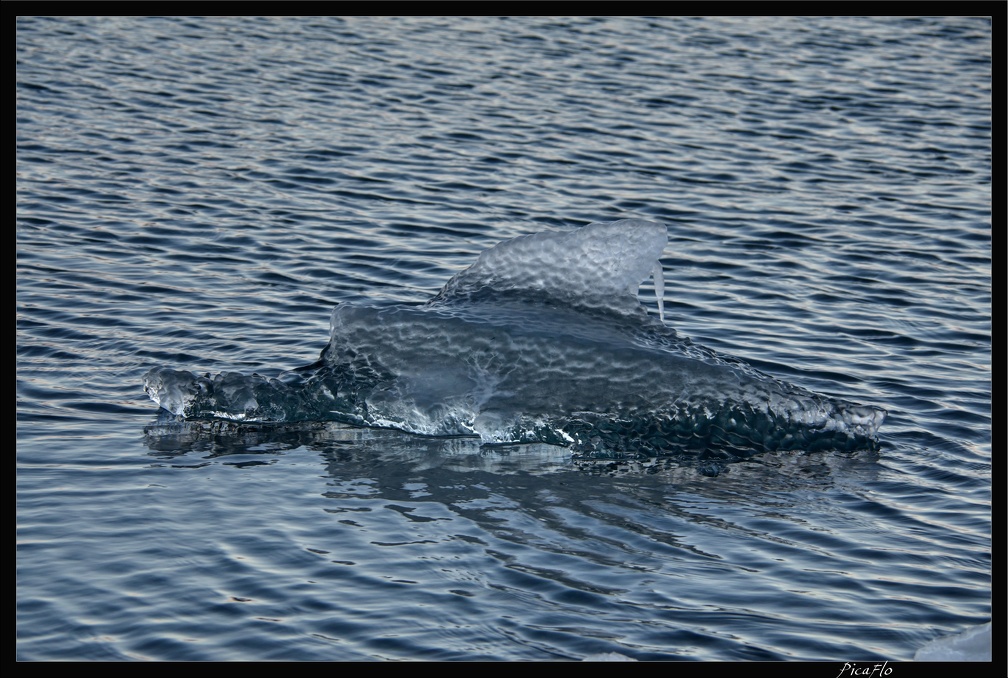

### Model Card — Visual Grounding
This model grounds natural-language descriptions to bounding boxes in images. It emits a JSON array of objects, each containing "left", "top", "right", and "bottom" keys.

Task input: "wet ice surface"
[
  {"left": 144, "top": 220, "right": 887, "bottom": 460},
  {"left": 914, "top": 622, "right": 992, "bottom": 662}
]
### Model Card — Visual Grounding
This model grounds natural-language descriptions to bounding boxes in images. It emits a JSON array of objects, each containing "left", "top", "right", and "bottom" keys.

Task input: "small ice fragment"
[{"left": 914, "top": 622, "right": 992, "bottom": 661}]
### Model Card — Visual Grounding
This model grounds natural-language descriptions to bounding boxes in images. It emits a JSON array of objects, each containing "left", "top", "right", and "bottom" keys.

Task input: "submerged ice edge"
[
  {"left": 143, "top": 219, "right": 887, "bottom": 457},
  {"left": 142, "top": 361, "right": 886, "bottom": 457}
]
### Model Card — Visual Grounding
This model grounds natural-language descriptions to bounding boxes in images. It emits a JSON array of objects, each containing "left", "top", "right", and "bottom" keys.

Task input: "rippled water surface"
[{"left": 17, "top": 16, "right": 990, "bottom": 661}]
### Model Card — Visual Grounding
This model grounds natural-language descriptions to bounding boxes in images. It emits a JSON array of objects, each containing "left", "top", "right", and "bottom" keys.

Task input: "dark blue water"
[{"left": 17, "top": 16, "right": 990, "bottom": 661}]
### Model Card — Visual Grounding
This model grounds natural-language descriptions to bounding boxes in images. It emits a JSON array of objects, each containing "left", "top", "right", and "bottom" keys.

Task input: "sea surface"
[{"left": 16, "top": 16, "right": 991, "bottom": 661}]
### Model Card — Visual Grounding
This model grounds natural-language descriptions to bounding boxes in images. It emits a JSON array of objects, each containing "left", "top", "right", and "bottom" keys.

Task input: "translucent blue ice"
[{"left": 144, "top": 219, "right": 886, "bottom": 457}]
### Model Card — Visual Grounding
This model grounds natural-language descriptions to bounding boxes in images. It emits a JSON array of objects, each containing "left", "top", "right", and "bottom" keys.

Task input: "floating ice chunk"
[
  {"left": 143, "top": 218, "right": 887, "bottom": 457},
  {"left": 914, "top": 622, "right": 992, "bottom": 661}
]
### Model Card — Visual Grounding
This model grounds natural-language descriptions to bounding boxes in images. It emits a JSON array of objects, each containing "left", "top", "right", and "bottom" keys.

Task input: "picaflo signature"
[{"left": 837, "top": 663, "right": 892, "bottom": 678}]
